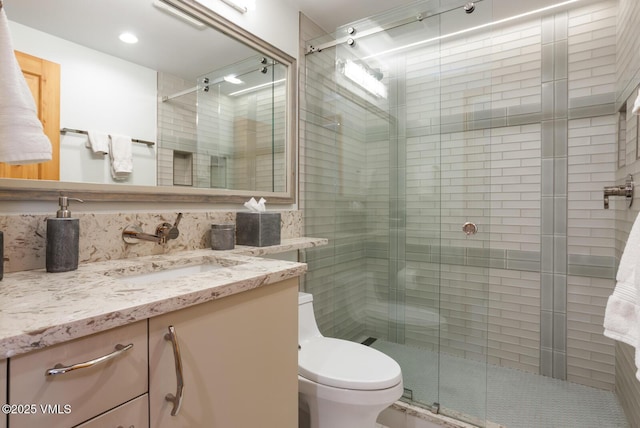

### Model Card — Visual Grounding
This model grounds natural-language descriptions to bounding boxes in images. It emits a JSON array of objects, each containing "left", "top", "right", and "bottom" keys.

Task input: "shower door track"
[{"left": 305, "top": 0, "right": 484, "bottom": 54}]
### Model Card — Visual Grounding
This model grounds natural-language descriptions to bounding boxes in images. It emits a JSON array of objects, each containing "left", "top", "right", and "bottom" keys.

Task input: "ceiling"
[
  {"left": 4, "top": 0, "right": 257, "bottom": 80},
  {"left": 4, "top": 0, "right": 589, "bottom": 80},
  {"left": 291, "top": 0, "right": 415, "bottom": 31},
  {"left": 4, "top": 0, "right": 408, "bottom": 81}
]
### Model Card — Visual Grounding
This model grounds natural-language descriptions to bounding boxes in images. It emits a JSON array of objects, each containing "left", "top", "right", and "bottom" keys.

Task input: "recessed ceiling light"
[{"left": 119, "top": 32, "right": 139, "bottom": 44}]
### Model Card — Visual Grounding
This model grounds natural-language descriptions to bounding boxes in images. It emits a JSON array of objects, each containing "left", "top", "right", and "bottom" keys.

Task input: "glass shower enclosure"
[{"left": 302, "top": 0, "right": 494, "bottom": 424}]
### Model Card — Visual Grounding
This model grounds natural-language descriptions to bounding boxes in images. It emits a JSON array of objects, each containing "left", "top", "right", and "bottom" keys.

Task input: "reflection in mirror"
[
  {"left": 1, "top": 0, "right": 294, "bottom": 201},
  {"left": 158, "top": 54, "right": 287, "bottom": 192}
]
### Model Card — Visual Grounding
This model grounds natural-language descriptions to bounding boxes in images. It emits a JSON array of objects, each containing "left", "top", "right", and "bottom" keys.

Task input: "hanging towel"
[
  {"left": 86, "top": 130, "right": 109, "bottom": 155},
  {"left": 108, "top": 134, "right": 133, "bottom": 180},
  {"left": 604, "top": 211, "right": 640, "bottom": 379},
  {"left": 0, "top": 7, "right": 52, "bottom": 164}
]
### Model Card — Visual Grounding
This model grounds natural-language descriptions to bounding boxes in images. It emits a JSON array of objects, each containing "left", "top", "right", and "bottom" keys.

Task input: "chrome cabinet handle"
[
  {"left": 44, "top": 343, "right": 133, "bottom": 376},
  {"left": 164, "top": 325, "right": 185, "bottom": 416}
]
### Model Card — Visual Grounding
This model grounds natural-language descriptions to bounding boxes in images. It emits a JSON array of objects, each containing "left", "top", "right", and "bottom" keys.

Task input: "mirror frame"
[{"left": 0, "top": 0, "right": 297, "bottom": 204}]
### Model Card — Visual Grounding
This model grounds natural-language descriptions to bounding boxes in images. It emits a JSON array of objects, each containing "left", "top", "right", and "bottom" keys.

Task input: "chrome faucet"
[
  {"left": 122, "top": 213, "right": 183, "bottom": 244},
  {"left": 603, "top": 175, "right": 634, "bottom": 209}
]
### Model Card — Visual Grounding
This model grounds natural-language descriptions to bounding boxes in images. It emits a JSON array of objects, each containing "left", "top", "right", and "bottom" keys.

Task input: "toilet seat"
[{"left": 298, "top": 337, "right": 402, "bottom": 391}]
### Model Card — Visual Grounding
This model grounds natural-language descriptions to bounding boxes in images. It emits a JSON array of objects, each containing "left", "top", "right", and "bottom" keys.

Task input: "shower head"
[{"left": 464, "top": 2, "right": 475, "bottom": 13}]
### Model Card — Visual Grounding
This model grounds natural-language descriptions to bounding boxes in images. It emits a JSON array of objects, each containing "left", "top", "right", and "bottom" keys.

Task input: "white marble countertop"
[{"left": 0, "top": 237, "right": 327, "bottom": 359}]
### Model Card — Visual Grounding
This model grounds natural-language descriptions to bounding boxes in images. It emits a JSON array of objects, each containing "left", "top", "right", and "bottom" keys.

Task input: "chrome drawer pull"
[
  {"left": 45, "top": 343, "right": 134, "bottom": 376},
  {"left": 164, "top": 325, "right": 185, "bottom": 416}
]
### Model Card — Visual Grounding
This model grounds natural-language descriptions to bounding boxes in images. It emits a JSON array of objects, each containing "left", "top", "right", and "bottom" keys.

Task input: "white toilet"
[{"left": 298, "top": 292, "right": 403, "bottom": 428}]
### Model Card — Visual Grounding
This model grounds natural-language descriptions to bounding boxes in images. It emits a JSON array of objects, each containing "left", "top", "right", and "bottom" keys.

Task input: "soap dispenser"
[{"left": 46, "top": 196, "right": 83, "bottom": 273}]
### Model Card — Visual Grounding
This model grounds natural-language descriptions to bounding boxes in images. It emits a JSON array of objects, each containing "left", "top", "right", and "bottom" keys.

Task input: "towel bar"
[{"left": 60, "top": 128, "right": 155, "bottom": 147}]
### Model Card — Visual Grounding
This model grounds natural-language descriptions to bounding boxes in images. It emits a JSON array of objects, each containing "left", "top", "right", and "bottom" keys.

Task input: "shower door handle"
[{"left": 462, "top": 222, "right": 478, "bottom": 236}]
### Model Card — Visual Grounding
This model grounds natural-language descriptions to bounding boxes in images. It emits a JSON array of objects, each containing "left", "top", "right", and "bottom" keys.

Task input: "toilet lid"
[{"left": 298, "top": 337, "right": 402, "bottom": 390}]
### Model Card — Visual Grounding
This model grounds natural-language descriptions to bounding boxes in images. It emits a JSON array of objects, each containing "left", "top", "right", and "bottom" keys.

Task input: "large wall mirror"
[{"left": 0, "top": 0, "right": 296, "bottom": 203}]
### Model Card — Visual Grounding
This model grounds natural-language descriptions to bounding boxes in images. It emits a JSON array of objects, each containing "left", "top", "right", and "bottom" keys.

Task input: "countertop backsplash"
[{"left": 0, "top": 210, "right": 302, "bottom": 273}]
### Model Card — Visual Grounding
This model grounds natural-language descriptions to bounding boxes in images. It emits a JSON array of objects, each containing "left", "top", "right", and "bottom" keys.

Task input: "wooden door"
[{"left": 0, "top": 51, "right": 60, "bottom": 180}]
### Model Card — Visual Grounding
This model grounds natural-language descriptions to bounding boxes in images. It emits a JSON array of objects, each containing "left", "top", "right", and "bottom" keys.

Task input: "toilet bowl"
[{"left": 298, "top": 292, "right": 403, "bottom": 428}]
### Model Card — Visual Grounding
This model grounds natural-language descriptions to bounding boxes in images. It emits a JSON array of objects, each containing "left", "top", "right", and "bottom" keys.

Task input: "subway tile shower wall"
[{"left": 301, "top": 0, "right": 621, "bottom": 394}]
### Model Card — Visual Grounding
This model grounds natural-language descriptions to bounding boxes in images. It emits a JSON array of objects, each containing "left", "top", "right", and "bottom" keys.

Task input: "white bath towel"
[
  {"left": 86, "top": 130, "right": 109, "bottom": 155},
  {"left": 604, "top": 211, "right": 640, "bottom": 379},
  {"left": 0, "top": 7, "right": 52, "bottom": 164},
  {"left": 632, "top": 89, "right": 640, "bottom": 115},
  {"left": 108, "top": 134, "right": 133, "bottom": 180}
]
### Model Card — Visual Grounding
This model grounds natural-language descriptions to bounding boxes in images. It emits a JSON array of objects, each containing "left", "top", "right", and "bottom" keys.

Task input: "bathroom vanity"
[
  {"left": 0, "top": 238, "right": 325, "bottom": 428},
  {"left": 0, "top": 359, "right": 5, "bottom": 428}
]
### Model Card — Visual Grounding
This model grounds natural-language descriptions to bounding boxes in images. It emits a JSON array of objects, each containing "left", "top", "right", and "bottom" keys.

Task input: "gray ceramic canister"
[{"left": 211, "top": 224, "right": 235, "bottom": 250}]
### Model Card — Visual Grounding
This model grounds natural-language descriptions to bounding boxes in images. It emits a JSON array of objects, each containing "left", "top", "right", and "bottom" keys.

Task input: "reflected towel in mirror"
[
  {"left": 86, "top": 130, "right": 109, "bottom": 155},
  {"left": 0, "top": 7, "right": 52, "bottom": 164},
  {"left": 109, "top": 134, "right": 132, "bottom": 180}
]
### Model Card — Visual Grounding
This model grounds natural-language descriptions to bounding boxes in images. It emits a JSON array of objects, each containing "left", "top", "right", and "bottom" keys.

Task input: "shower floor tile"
[{"left": 371, "top": 340, "right": 628, "bottom": 428}]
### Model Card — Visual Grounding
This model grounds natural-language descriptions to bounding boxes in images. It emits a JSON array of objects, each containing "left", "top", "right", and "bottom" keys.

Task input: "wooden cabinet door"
[
  {"left": 0, "top": 51, "right": 60, "bottom": 180},
  {"left": 149, "top": 279, "right": 298, "bottom": 428}
]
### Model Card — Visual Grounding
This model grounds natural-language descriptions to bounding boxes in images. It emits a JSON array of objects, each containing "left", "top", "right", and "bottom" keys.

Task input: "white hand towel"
[
  {"left": 632, "top": 89, "right": 640, "bottom": 115},
  {"left": 108, "top": 134, "right": 133, "bottom": 180},
  {"left": 86, "top": 130, "right": 109, "bottom": 155},
  {"left": 604, "top": 211, "right": 640, "bottom": 377},
  {"left": 0, "top": 7, "right": 52, "bottom": 164}
]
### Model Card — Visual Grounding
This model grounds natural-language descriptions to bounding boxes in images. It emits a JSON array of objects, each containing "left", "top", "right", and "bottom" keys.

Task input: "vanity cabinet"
[
  {"left": 8, "top": 320, "right": 148, "bottom": 428},
  {"left": 1, "top": 359, "right": 6, "bottom": 428},
  {"left": 75, "top": 394, "right": 148, "bottom": 427},
  {"left": 149, "top": 278, "right": 298, "bottom": 428}
]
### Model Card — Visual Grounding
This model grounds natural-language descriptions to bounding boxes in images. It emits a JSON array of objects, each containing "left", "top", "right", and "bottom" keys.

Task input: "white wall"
[{"left": 8, "top": 21, "right": 158, "bottom": 186}]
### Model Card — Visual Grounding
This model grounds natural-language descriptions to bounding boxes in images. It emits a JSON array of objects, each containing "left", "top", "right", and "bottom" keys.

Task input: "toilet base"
[{"left": 298, "top": 375, "right": 403, "bottom": 428}]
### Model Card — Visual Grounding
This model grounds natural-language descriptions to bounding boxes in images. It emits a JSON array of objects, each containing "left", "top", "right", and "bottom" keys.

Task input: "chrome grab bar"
[
  {"left": 164, "top": 325, "right": 185, "bottom": 416},
  {"left": 45, "top": 343, "right": 133, "bottom": 376}
]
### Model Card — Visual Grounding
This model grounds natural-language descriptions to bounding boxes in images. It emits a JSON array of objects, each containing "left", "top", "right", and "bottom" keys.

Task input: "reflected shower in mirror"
[{"left": 159, "top": 54, "right": 287, "bottom": 192}]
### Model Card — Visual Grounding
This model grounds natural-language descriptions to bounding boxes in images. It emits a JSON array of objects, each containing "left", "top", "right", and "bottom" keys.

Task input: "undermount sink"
[{"left": 120, "top": 262, "right": 223, "bottom": 284}]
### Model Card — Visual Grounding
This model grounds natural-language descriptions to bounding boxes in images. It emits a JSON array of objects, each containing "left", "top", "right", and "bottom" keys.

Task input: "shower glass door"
[{"left": 303, "top": 0, "right": 493, "bottom": 425}]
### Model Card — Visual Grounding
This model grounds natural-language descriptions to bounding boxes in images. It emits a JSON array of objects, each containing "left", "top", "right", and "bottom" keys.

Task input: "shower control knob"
[
  {"left": 347, "top": 38, "right": 356, "bottom": 47},
  {"left": 347, "top": 27, "right": 356, "bottom": 35},
  {"left": 462, "top": 222, "right": 478, "bottom": 236}
]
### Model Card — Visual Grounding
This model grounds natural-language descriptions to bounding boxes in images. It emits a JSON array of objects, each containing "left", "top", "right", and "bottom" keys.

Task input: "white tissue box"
[{"left": 235, "top": 212, "right": 281, "bottom": 247}]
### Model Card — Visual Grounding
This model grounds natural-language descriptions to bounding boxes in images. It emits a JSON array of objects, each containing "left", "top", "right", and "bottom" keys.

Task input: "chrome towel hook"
[{"left": 603, "top": 174, "right": 634, "bottom": 209}]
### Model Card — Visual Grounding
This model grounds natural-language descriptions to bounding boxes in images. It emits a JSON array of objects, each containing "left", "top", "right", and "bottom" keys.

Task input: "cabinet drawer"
[
  {"left": 76, "top": 394, "right": 148, "bottom": 428},
  {"left": 9, "top": 320, "right": 148, "bottom": 428}
]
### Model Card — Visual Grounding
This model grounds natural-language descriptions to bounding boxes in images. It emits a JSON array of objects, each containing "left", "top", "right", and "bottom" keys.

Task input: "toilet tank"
[{"left": 298, "top": 292, "right": 322, "bottom": 343}]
